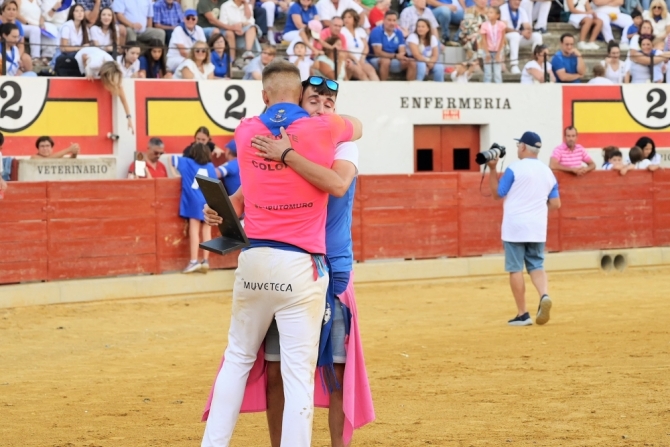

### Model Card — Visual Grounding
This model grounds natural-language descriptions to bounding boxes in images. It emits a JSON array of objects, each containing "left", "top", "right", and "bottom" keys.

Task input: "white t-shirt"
[
  {"left": 600, "top": 59, "right": 627, "bottom": 84},
  {"left": 335, "top": 141, "right": 359, "bottom": 173},
  {"left": 340, "top": 27, "right": 367, "bottom": 61},
  {"left": 21, "top": 0, "right": 43, "bottom": 27},
  {"left": 90, "top": 25, "right": 120, "bottom": 48},
  {"left": 628, "top": 50, "right": 664, "bottom": 83},
  {"left": 75, "top": 47, "right": 114, "bottom": 77},
  {"left": 317, "top": 0, "right": 370, "bottom": 28},
  {"left": 498, "top": 158, "right": 559, "bottom": 243},
  {"left": 167, "top": 25, "right": 206, "bottom": 70},
  {"left": 650, "top": 152, "right": 662, "bottom": 164},
  {"left": 588, "top": 76, "right": 615, "bottom": 84},
  {"left": 286, "top": 37, "right": 313, "bottom": 57},
  {"left": 289, "top": 55, "right": 313, "bottom": 81},
  {"left": 60, "top": 20, "right": 84, "bottom": 46},
  {"left": 174, "top": 59, "right": 215, "bottom": 79},
  {"left": 500, "top": 4, "right": 531, "bottom": 31},
  {"left": 636, "top": 159, "right": 652, "bottom": 169},
  {"left": 406, "top": 33, "right": 439, "bottom": 59},
  {"left": 42, "top": 0, "right": 70, "bottom": 25},
  {"left": 116, "top": 55, "right": 140, "bottom": 78},
  {"left": 450, "top": 70, "right": 471, "bottom": 82},
  {"left": 4, "top": 46, "right": 22, "bottom": 76},
  {"left": 521, "top": 60, "right": 552, "bottom": 84}
]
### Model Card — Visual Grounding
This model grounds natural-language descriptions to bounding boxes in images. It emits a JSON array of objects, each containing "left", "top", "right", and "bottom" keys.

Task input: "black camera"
[{"left": 475, "top": 143, "right": 506, "bottom": 165}]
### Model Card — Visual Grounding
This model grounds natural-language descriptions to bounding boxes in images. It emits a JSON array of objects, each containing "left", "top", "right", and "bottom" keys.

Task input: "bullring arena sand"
[{"left": 2, "top": 266, "right": 669, "bottom": 447}]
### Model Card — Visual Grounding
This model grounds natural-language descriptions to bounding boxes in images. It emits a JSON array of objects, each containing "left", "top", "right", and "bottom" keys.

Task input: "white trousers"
[
  {"left": 23, "top": 24, "right": 42, "bottom": 58},
  {"left": 40, "top": 23, "right": 60, "bottom": 58},
  {"left": 506, "top": 31, "right": 543, "bottom": 66},
  {"left": 201, "top": 247, "right": 328, "bottom": 447},
  {"left": 595, "top": 6, "right": 633, "bottom": 42},
  {"left": 261, "top": 1, "right": 276, "bottom": 28},
  {"left": 532, "top": 1, "right": 552, "bottom": 30}
]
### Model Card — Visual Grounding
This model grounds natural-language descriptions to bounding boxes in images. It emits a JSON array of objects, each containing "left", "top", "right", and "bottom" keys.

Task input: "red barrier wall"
[{"left": 0, "top": 171, "right": 668, "bottom": 285}]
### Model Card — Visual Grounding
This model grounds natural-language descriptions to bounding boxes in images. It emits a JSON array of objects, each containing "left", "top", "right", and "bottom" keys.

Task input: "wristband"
[
  {"left": 280, "top": 147, "right": 294, "bottom": 164},
  {"left": 126, "top": 114, "right": 132, "bottom": 119}
]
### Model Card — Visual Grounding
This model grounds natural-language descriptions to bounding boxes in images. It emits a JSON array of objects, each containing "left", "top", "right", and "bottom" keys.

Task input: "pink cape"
[{"left": 201, "top": 274, "right": 375, "bottom": 445}]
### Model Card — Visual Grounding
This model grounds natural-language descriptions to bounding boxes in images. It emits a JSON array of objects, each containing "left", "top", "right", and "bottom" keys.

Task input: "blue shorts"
[
  {"left": 265, "top": 298, "right": 347, "bottom": 364},
  {"left": 503, "top": 241, "right": 545, "bottom": 273},
  {"left": 368, "top": 57, "right": 405, "bottom": 73}
]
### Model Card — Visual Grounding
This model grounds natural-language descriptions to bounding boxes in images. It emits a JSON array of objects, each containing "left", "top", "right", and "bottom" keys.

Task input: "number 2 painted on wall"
[
  {"left": 0, "top": 81, "right": 24, "bottom": 119},
  {"left": 224, "top": 85, "right": 246, "bottom": 120},
  {"left": 646, "top": 88, "right": 667, "bottom": 119}
]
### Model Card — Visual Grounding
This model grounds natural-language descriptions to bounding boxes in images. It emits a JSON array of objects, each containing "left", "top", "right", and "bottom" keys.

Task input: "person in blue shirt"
[
  {"left": 219, "top": 140, "right": 240, "bottom": 195},
  {"left": 208, "top": 32, "right": 230, "bottom": 78},
  {"left": 427, "top": 0, "right": 466, "bottom": 42},
  {"left": 368, "top": 10, "right": 416, "bottom": 80},
  {"left": 170, "top": 142, "right": 224, "bottom": 274},
  {"left": 283, "top": 0, "right": 319, "bottom": 42},
  {"left": 551, "top": 33, "right": 585, "bottom": 83},
  {"left": 139, "top": 38, "right": 171, "bottom": 78}
]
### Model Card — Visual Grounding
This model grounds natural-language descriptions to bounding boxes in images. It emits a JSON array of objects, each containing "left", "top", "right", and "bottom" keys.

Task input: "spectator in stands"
[
  {"left": 521, "top": 44, "right": 554, "bottom": 83},
  {"left": 173, "top": 40, "right": 215, "bottom": 79},
  {"left": 317, "top": 0, "right": 367, "bottom": 28},
  {"left": 117, "top": 41, "right": 141, "bottom": 78},
  {"left": 139, "top": 39, "right": 172, "bottom": 78},
  {"left": 551, "top": 33, "right": 585, "bottom": 83},
  {"left": 0, "top": 22, "right": 37, "bottom": 76},
  {"left": 368, "top": 10, "right": 416, "bottom": 80},
  {"left": 219, "top": 140, "right": 240, "bottom": 195},
  {"left": 406, "top": 17, "right": 444, "bottom": 81},
  {"left": 428, "top": 0, "right": 464, "bottom": 44},
  {"left": 635, "top": 136, "right": 662, "bottom": 165},
  {"left": 566, "top": 0, "right": 604, "bottom": 50},
  {"left": 211, "top": 0, "right": 260, "bottom": 66},
  {"left": 16, "top": 0, "right": 50, "bottom": 64},
  {"left": 369, "top": 0, "right": 390, "bottom": 27},
  {"left": 153, "top": 0, "right": 185, "bottom": 45},
  {"left": 183, "top": 126, "right": 217, "bottom": 158},
  {"left": 112, "top": 0, "right": 166, "bottom": 45},
  {"left": 627, "top": 35, "right": 664, "bottom": 82},
  {"left": 628, "top": 18, "right": 653, "bottom": 53},
  {"left": 208, "top": 32, "right": 230, "bottom": 78},
  {"left": 128, "top": 137, "right": 168, "bottom": 179},
  {"left": 587, "top": 63, "right": 615, "bottom": 83},
  {"left": 460, "top": 0, "right": 487, "bottom": 61},
  {"left": 399, "top": 0, "right": 439, "bottom": 37},
  {"left": 501, "top": 0, "right": 541, "bottom": 74},
  {"left": 290, "top": 40, "right": 313, "bottom": 80},
  {"left": 243, "top": 44, "right": 276, "bottom": 79},
  {"left": 601, "top": 146, "right": 627, "bottom": 172},
  {"left": 550, "top": 126, "right": 596, "bottom": 175},
  {"left": 259, "top": 0, "right": 289, "bottom": 45},
  {"left": 78, "top": 0, "right": 110, "bottom": 24},
  {"left": 451, "top": 61, "right": 477, "bottom": 81},
  {"left": 170, "top": 143, "right": 222, "bottom": 274},
  {"left": 60, "top": 3, "right": 90, "bottom": 53},
  {"left": 629, "top": 145, "right": 660, "bottom": 170},
  {"left": 287, "top": 19, "right": 322, "bottom": 56},
  {"left": 90, "top": 7, "right": 121, "bottom": 53},
  {"left": 31, "top": 136, "right": 80, "bottom": 158},
  {"left": 311, "top": 15, "right": 345, "bottom": 51},
  {"left": 480, "top": 6, "right": 505, "bottom": 83},
  {"left": 41, "top": 0, "right": 70, "bottom": 59},
  {"left": 593, "top": 0, "right": 633, "bottom": 44},
  {"left": 167, "top": 8, "right": 206, "bottom": 72},
  {"left": 312, "top": 36, "right": 346, "bottom": 79},
  {"left": 1, "top": 1, "right": 33, "bottom": 71},
  {"left": 282, "top": 0, "right": 319, "bottom": 43},
  {"left": 622, "top": 9, "right": 642, "bottom": 47},
  {"left": 340, "top": 9, "right": 378, "bottom": 80},
  {"left": 526, "top": 0, "right": 551, "bottom": 34},
  {"left": 600, "top": 42, "right": 626, "bottom": 83},
  {"left": 643, "top": 0, "right": 670, "bottom": 39}
]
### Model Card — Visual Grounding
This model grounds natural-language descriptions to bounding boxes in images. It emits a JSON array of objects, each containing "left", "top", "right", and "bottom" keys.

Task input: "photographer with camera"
[{"left": 486, "top": 132, "right": 561, "bottom": 327}]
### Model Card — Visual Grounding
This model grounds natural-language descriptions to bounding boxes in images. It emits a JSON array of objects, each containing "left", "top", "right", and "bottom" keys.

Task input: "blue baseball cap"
[
  {"left": 184, "top": 9, "right": 197, "bottom": 17},
  {"left": 225, "top": 140, "right": 237, "bottom": 155},
  {"left": 515, "top": 131, "right": 542, "bottom": 149}
]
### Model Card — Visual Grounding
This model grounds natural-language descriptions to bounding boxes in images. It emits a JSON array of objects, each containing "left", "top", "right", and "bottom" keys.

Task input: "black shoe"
[
  {"left": 508, "top": 312, "right": 533, "bottom": 326},
  {"left": 536, "top": 295, "right": 552, "bottom": 325}
]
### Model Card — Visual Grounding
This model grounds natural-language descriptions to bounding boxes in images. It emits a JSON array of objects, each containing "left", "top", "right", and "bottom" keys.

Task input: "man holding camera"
[{"left": 487, "top": 132, "right": 561, "bottom": 326}]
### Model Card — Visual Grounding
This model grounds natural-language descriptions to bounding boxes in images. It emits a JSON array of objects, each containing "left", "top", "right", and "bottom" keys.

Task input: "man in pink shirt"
[
  {"left": 549, "top": 126, "right": 596, "bottom": 176},
  {"left": 201, "top": 62, "right": 362, "bottom": 447}
]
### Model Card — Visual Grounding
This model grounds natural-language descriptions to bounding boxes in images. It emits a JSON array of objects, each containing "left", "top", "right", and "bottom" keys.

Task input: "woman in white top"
[
  {"left": 340, "top": 8, "right": 378, "bottom": 80},
  {"left": 635, "top": 136, "right": 663, "bottom": 165},
  {"left": 174, "top": 41, "right": 215, "bottom": 80},
  {"left": 312, "top": 35, "right": 346, "bottom": 81},
  {"left": 521, "top": 44, "right": 555, "bottom": 83},
  {"left": 1, "top": 1, "right": 34, "bottom": 71},
  {"left": 406, "top": 18, "right": 444, "bottom": 81},
  {"left": 16, "top": 0, "right": 50, "bottom": 61},
  {"left": 642, "top": 0, "right": 670, "bottom": 40},
  {"left": 600, "top": 41, "right": 626, "bottom": 83},
  {"left": 167, "top": 14, "right": 206, "bottom": 72},
  {"left": 60, "top": 3, "right": 89, "bottom": 53},
  {"left": 566, "top": 0, "right": 604, "bottom": 50},
  {"left": 90, "top": 7, "right": 119, "bottom": 53},
  {"left": 626, "top": 35, "right": 664, "bottom": 83},
  {"left": 116, "top": 41, "right": 140, "bottom": 78},
  {"left": 41, "top": 0, "right": 70, "bottom": 56}
]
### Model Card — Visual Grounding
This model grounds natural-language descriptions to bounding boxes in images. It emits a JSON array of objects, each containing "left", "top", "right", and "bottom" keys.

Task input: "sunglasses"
[
  {"left": 653, "top": 5, "right": 662, "bottom": 8},
  {"left": 186, "top": 15, "right": 197, "bottom": 20},
  {"left": 194, "top": 48, "right": 207, "bottom": 53},
  {"left": 304, "top": 76, "right": 339, "bottom": 92}
]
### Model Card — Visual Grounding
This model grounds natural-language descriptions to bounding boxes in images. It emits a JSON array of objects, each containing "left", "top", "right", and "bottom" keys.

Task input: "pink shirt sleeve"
[
  {"left": 324, "top": 114, "right": 354, "bottom": 146},
  {"left": 479, "top": 22, "right": 489, "bottom": 35},
  {"left": 551, "top": 146, "right": 562, "bottom": 161},
  {"left": 581, "top": 147, "right": 593, "bottom": 163}
]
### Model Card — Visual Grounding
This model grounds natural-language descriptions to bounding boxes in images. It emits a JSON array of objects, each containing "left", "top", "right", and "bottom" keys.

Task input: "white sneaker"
[
  {"left": 183, "top": 261, "right": 201, "bottom": 274},
  {"left": 588, "top": 41, "right": 600, "bottom": 50},
  {"left": 267, "top": 29, "right": 276, "bottom": 46},
  {"left": 577, "top": 41, "right": 589, "bottom": 50},
  {"left": 620, "top": 42, "right": 630, "bottom": 51},
  {"left": 510, "top": 65, "right": 520, "bottom": 74}
]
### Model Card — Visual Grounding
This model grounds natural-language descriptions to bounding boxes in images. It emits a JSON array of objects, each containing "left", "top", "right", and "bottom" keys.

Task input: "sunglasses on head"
[{"left": 303, "top": 76, "right": 339, "bottom": 92}]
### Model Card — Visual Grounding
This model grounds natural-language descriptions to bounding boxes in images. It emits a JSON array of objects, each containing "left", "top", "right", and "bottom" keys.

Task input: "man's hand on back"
[{"left": 252, "top": 127, "right": 292, "bottom": 161}]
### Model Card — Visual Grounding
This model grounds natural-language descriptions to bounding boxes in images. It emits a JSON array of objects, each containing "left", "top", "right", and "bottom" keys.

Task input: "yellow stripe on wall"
[
  {"left": 12, "top": 101, "right": 99, "bottom": 136},
  {"left": 147, "top": 100, "right": 233, "bottom": 137},
  {"left": 573, "top": 101, "right": 670, "bottom": 133}
]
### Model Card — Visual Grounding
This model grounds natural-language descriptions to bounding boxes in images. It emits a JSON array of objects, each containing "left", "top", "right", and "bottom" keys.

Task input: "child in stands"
[
  {"left": 117, "top": 41, "right": 141, "bottom": 78},
  {"left": 629, "top": 146, "right": 660, "bottom": 171},
  {"left": 170, "top": 143, "right": 223, "bottom": 274}
]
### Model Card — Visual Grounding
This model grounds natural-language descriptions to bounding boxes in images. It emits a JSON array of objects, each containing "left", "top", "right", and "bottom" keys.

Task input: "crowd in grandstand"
[{"left": 0, "top": 0, "right": 669, "bottom": 81}]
